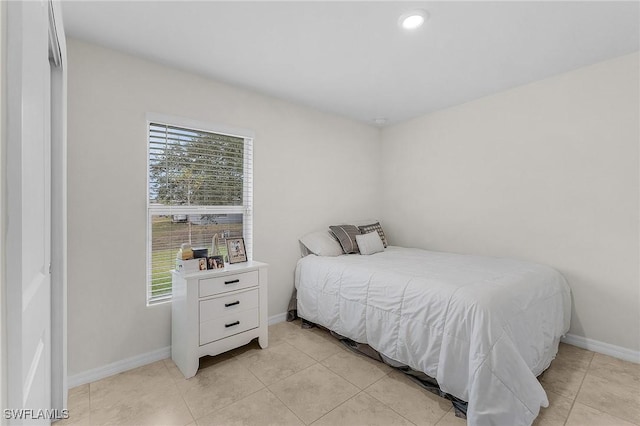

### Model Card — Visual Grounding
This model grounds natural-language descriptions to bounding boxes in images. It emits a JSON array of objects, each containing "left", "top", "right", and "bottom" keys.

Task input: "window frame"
[{"left": 145, "top": 113, "right": 254, "bottom": 305}]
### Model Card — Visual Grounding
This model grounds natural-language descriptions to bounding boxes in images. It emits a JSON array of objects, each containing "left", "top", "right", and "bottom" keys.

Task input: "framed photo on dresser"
[
  {"left": 226, "top": 238, "right": 247, "bottom": 264},
  {"left": 207, "top": 255, "right": 224, "bottom": 270}
]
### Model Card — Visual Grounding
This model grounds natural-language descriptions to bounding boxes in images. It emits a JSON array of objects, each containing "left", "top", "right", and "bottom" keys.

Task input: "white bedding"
[{"left": 294, "top": 247, "right": 571, "bottom": 426}]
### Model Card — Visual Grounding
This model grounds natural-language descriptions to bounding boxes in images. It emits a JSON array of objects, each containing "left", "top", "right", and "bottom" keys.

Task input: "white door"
[{"left": 6, "top": 0, "right": 53, "bottom": 422}]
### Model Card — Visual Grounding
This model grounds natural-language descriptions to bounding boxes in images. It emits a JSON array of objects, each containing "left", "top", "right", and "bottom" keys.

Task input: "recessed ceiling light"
[
  {"left": 399, "top": 10, "right": 428, "bottom": 30},
  {"left": 373, "top": 118, "right": 387, "bottom": 125}
]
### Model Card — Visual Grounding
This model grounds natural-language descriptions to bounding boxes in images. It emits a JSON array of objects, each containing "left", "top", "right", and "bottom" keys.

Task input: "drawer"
[
  {"left": 199, "top": 288, "right": 259, "bottom": 323},
  {"left": 199, "top": 270, "right": 259, "bottom": 297},
  {"left": 199, "top": 308, "right": 259, "bottom": 345}
]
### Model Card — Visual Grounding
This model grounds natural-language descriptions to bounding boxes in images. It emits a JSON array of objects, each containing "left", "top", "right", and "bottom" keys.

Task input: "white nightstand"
[{"left": 171, "top": 261, "right": 268, "bottom": 378}]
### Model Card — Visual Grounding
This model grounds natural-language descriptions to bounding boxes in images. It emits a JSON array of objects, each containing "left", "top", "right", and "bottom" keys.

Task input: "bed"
[{"left": 293, "top": 241, "right": 571, "bottom": 426}]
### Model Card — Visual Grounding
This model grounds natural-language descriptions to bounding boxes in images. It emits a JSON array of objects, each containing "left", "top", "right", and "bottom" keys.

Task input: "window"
[{"left": 147, "top": 116, "right": 253, "bottom": 304}]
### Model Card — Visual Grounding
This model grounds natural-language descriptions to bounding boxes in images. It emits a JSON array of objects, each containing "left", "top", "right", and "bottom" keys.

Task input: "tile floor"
[{"left": 60, "top": 320, "right": 640, "bottom": 426}]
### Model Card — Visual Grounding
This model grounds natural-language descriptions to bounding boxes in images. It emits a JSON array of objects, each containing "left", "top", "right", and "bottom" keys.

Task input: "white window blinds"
[{"left": 147, "top": 119, "right": 253, "bottom": 304}]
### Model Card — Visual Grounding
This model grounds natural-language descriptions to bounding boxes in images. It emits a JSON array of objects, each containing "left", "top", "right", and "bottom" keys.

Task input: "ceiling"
[{"left": 61, "top": 1, "right": 639, "bottom": 126}]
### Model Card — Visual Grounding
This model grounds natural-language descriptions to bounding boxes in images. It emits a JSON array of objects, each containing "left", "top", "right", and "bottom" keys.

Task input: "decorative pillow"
[
  {"left": 356, "top": 231, "right": 385, "bottom": 255},
  {"left": 329, "top": 225, "right": 361, "bottom": 254},
  {"left": 358, "top": 222, "right": 388, "bottom": 248},
  {"left": 299, "top": 231, "right": 344, "bottom": 257}
]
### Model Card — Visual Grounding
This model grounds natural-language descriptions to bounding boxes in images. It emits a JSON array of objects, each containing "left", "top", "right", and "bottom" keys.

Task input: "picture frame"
[
  {"left": 226, "top": 237, "right": 247, "bottom": 264},
  {"left": 198, "top": 258, "right": 207, "bottom": 271},
  {"left": 207, "top": 255, "right": 224, "bottom": 270}
]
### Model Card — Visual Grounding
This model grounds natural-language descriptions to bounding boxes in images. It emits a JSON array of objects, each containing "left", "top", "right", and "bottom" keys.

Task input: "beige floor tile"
[
  {"left": 566, "top": 402, "right": 637, "bottom": 426},
  {"left": 532, "top": 390, "right": 573, "bottom": 426},
  {"left": 434, "top": 410, "right": 467, "bottom": 426},
  {"left": 69, "top": 383, "right": 90, "bottom": 396},
  {"left": 176, "top": 358, "right": 264, "bottom": 420},
  {"left": 165, "top": 349, "right": 246, "bottom": 381},
  {"left": 91, "top": 378, "right": 192, "bottom": 426},
  {"left": 89, "top": 360, "right": 193, "bottom": 425},
  {"left": 268, "top": 321, "right": 304, "bottom": 347},
  {"left": 165, "top": 357, "right": 189, "bottom": 381},
  {"left": 198, "top": 352, "right": 236, "bottom": 369},
  {"left": 268, "top": 363, "right": 359, "bottom": 424},
  {"left": 365, "top": 371, "right": 450, "bottom": 426},
  {"left": 320, "top": 349, "right": 391, "bottom": 389},
  {"left": 196, "top": 388, "right": 303, "bottom": 426},
  {"left": 307, "top": 325, "right": 348, "bottom": 346},
  {"left": 551, "top": 343, "right": 594, "bottom": 371},
  {"left": 91, "top": 395, "right": 193, "bottom": 426},
  {"left": 269, "top": 322, "right": 344, "bottom": 361},
  {"left": 589, "top": 353, "right": 640, "bottom": 389},
  {"left": 57, "top": 384, "right": 90, "bottom": 426},
  {"left": 538, "top": 362, "right": 586, "bottom": 400},
  {"left": 90, "top": 360, "right": 175, "bottom": 407},
  {"left": 312, "top": 392, "right": 414, "bottom": 426},
  {"left": 227, "top": 339, "right": 262, "bottom": 357},
  {"left": 576, "top": 373, "right": 640, "bottom": 424},
  {"left": 77, "top": 324, "right": 640, "bottom": 426},
  {"left": 234, "top": 342, "right": 316, "bottom": 386}
]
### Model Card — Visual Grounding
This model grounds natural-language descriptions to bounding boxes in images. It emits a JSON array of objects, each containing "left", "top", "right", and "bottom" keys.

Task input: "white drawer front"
[
  {"left": 199, "top": 270, "right": 259, "bottom": 298},
  {"left": 199, "top": 289, "right": 259, "bottom": 323},
  {"left": 199, "top": 308, "right": 259, "bottom": 346}
]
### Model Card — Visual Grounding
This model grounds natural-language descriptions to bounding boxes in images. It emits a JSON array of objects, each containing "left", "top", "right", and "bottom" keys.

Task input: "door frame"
[
  {"left": 49, "top": 0, "right": 67, "bottom": 414},
  {"left": 0, "top": 0, "right": 7, "bottom": 417},
  {"left": 4, "top": 0, "right": 67, "bottom": 418}
]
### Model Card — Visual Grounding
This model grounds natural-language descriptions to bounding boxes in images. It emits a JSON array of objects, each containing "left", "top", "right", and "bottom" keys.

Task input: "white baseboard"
[
  {"left": 561, "top": 333, "right": 640, "bottom": 364},
  {"left": 67, "top": 313, "right": 290, "bottom": 388},
  {"left": 67, "top": 346, "right": 171, "bottom": 388}
]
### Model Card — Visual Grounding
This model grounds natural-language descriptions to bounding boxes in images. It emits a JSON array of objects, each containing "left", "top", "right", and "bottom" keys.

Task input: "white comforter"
[{"left": 295, "top": 247, "right": 571, "bottom": 426}]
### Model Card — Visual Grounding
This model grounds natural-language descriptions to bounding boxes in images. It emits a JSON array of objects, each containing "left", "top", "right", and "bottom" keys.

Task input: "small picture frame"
[
  {"left": 226, "top": 237, "right": 247, "bottom": 264},
  {"left": 198, "top": 258, "right": 207, "bottom": 271},
  {"left": 207, "top": 255, "right": 224, "bottom": 270}
]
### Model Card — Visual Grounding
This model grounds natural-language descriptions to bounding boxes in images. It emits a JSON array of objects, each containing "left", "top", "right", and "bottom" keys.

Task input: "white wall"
[
  {"left": 381, "top": 53, "right": 640, "bottom": 352},
  {"left": 67, "top": 36, "right": 639, "bottom": 377},
  {"left": 66, "top": 39, "right": 381, "bottom": 376}
]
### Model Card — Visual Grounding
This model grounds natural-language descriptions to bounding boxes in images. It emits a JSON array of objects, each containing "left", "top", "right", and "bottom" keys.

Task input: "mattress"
[{"left": 294, "top": 246, "right": 571, "bottom": 426}]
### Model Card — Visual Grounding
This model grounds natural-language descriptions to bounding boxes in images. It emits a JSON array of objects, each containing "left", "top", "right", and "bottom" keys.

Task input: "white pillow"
[
  {"left": 355, "top": 231, "right": 384, "bottom": 255},
  {"left": 299, "top": 231, "right": 344, "bottom": 256}
]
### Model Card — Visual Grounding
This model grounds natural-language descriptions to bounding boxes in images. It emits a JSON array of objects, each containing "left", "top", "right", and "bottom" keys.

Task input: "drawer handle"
[
  {"left": 224, "top": 279, "right": 240, "bottom": 285},
  {"left": 225, "top": 301, "right": 240, "bottom": 307},
  {"left": 225, "top": 321, "right": 240, "bottom": 328}
]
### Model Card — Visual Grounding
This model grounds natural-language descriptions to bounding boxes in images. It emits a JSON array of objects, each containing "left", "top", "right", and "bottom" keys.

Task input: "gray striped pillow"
[
  {"left": 329, "top": 225, "right": 361, "bottom": 254},
  {"left": 357, "top": 222, "right": 388, "bottom": 248}
]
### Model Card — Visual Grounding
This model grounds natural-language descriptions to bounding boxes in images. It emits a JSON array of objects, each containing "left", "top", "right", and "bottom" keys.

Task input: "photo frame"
[
  {"left": 226, "top": 237, "right": 247, "bottom": 264},
  {"left": 207, "top": 255, "right": 224, "bottom": 270},
  {"left": 198, "top": 258, "right": 207, "bottom": 271}
]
